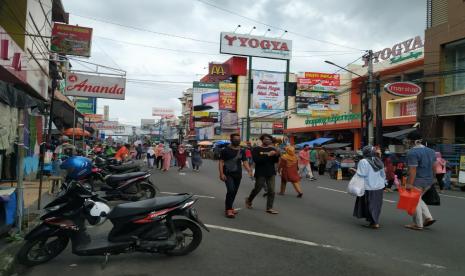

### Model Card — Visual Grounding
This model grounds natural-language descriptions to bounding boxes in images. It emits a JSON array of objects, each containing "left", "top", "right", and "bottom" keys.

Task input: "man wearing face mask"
[
  {"left": 219, "top": 133, "right": 253, "bottom": 218},
  {"left": 245, "top": 134, "right": 280, "bottom": 214}
]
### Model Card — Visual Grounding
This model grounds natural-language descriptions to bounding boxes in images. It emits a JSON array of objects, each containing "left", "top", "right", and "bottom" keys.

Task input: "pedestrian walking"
[
  {"left": 404, "top": 130, "right": 437, "bottom": 231},
  {"left": 317, "top": 146, "right": 328, "bottom": 175},
  {"left": 155, "top": 143, "right": 164, "bottom": 170},
  {"left": 298, "top": 145, "right": 316, "bottom": 180},
  {"left": 219, "top": 134, "right": 253, "bottom": 218},
  {"left": 162, "top": 145, "right": 173, "bottom": 172},
  {"left": 434, "top": 151, "right": 447, "bottom": 193},
  {"left": 135, "top": 143, "right": 143, "bottom": 160},
  {"left": 278, "top": 146, "right": 303, "bottom": 197},
  {"left": 191, "top": 145, "right": 202, "bottom": 171},
  {"left": 245, "top": 134, "right": 280, "bottom": 214},
  {"left": 175, "top": 145, "right": 188, "bottom": 171},
  {"left": 353, "top": 145, "right": 386, "bottom": 229},
  {"left": 146, "top": 146, "right": 155, "bottom": 169}
]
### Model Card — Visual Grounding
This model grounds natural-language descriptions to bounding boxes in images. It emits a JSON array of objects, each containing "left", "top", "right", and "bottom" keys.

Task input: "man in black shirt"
[
  {"left": 245, "top": 134, "right": 280, "bottom": 214},
  {"left": 219, "top": 133, "right": 253, "bottom": 218}
]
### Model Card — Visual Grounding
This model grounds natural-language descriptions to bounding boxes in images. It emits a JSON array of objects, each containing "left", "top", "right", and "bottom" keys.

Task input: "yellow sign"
[
  {"left": 193, "top": 111, "right": 210, "bottom": 117},
  {"left": 460, "top": 156, "right": 465, "bottom": 171},
  {"left": 210, "top": 64, "right": 225, "bottom": 75}
]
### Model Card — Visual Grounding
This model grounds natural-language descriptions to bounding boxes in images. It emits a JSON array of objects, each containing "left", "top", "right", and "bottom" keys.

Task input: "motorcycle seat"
[
  {"left": 109, "top": 162, "right": 140, "bottom": 172},
  {"left": 108, "top": 194, "right": 193, "bottom": 219},
  {"left": 106, "top": 172, "right": 147, "bottom": 183}
]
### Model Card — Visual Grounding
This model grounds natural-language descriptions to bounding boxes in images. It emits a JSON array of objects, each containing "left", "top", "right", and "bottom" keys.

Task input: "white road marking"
[
  {"left": 160, "top": 191, "right": 216, "bottom": 199},
  {"left": 205, "top": 224, "right": 446, "bottom": 270},
  {"left": 317, "top": 186, "right": 396, "bottom": 203},
  {"left": 440, "top": 194, "right": 465, "bottom": 200}
]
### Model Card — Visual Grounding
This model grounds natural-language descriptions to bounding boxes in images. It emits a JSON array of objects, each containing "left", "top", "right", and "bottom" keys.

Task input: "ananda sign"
[
  {"left": 65, "top": 73, "right": 126, "bottom": 100},
  {"left": 220, "top": 32, "right": 292, "bottom": 60},
  {"left": 362, "top": 36, "right": 423, "bottom": 66}
]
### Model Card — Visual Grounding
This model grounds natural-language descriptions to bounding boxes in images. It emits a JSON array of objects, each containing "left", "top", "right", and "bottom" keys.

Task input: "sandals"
[
  {"left": 363, "top": 224, "right": 380, "bottom": 229},
  {"left": 404, "top": 224, "right": 423, "bottom": 231},
  {"left": 245, "top": 198, "right": 253, "bottom": 209},
  {"left": 423, "top": 219, "right": 436, "bottom": 227},
  {"left": 266, "top": 209, "right": 279, "bottom": 214}
]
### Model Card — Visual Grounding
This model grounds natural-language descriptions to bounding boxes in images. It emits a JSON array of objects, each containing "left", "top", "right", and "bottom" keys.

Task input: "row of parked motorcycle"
[{"left": 17, "top": 154, "right": 208, "bottom": 267}]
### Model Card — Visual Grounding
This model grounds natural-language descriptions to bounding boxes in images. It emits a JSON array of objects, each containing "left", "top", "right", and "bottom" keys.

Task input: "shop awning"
[
  {"left": 383, "top": 128, "right": 416, "bottom": 140},
  {"left": 0, "top": 80, "right": 44, "bottom": 108},
  {"left": 323, "top": 143, "right": 352, "bottom": 149},
  {"left": 296, "top": 137, "right": 334, "bottom": 148},
  {"left": 52, "top": 90, "right": 83, "bottom": 130}
]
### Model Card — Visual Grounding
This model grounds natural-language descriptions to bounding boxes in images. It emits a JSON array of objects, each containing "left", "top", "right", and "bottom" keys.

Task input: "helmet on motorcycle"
[
  {"left": 89, "top": 201, "right": 110, "bottom": 225},
  {"left": 60, "top": 156, "right": 92, "bottom": 180}
]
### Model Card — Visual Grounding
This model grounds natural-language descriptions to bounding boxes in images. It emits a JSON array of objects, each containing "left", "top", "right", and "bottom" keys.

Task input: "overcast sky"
[{"left": 62, "top": 0, "right": 427, "bottom": 126}]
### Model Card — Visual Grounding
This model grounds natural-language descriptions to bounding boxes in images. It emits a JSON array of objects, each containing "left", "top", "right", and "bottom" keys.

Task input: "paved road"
[{"left": 17, "top": 160, "right": 465, "bottom": 276}]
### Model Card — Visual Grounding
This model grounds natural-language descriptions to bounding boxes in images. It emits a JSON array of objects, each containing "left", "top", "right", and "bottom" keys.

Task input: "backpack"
[{"left": 224, "top": 149, "right": 242, "bottom": 174}]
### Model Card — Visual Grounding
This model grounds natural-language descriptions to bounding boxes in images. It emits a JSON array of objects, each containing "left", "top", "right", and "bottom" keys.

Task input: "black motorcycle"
[
  {"left": 17, "top": 181, "right": 209, "bottom": 267},
  {"left": 94, "top": 156, "right": 141, "bottom": 174}
]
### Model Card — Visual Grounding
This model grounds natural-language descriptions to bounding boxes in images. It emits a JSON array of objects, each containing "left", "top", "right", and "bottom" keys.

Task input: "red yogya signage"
[
  {"left": 220, "top": 32, "right": 292, "bottom": 60},
  {"left": 384, "top": 82, "right": 422, "bottom": 97},
  {"left": 65, "top": 72, "right": 126, "bottom": 100}
]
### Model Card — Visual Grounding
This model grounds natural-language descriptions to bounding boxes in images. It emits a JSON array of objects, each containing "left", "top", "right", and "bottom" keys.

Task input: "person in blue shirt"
[
  {"left": 404, "top": 130, "right": 436, "bottom": 231},
  {"left": 353, "top": 145, "right": 386, "bottom": 229}
]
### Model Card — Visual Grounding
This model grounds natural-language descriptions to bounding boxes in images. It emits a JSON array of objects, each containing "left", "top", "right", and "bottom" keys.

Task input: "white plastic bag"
[{"left": 347, "top": 173, "right": 365, "bottom": 197}]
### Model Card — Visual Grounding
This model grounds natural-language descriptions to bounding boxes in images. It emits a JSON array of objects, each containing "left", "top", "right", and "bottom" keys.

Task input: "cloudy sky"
[{"left": 62, "top": 0, "right": 427, "bottom": 125}]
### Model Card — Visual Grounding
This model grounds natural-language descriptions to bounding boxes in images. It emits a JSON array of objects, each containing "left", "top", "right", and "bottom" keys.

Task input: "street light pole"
[{"left": 366, "top": 50, "right": 375, "bottom": 146}]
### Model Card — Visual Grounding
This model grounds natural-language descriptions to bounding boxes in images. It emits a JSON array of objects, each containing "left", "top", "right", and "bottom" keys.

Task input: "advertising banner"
[
  {"left": 219, "top": 83, "right": 237, "bottom": 111},
  {"left": 220, "top": 32, "right": 292, "bottom": 60},
  {"left": 220, "top": 111, "right": 238, "bottom": 130},
  {"left": 296, "top": 74, "right": 341, "bottom": 116},
  {"left": 75, "top": 97, "right": 97, "bottom": 114},
  {"left": 249, "top": 109, "right": 287, "bottom": 119},
  {"left": 51, "top": 23, "right": 93, "bottom": 57},
  {"left": 399, "top": 100, "right": 417, "bottom": 116},
  {"left": 192, "top": 82, "right": 219, "bottom": 126},
  {"left": 83, "top": 114, "right": 103, "bottom": 123},
  {"left": 92, "top": 121, "right": 118, "bottom": 130},
  {"left": 152, "top": 107, "right": 175, "bottom": 118},
  {"left": 252, "top": 70, "right": 285, "bottom": 111},
  {"left": 65, "top": 73, "right": 126, "bottom": 100}
]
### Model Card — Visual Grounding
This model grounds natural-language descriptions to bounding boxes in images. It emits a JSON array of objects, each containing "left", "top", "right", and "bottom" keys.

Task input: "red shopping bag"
[{"left": 397, "top": 188, "right": 422, "bottom": 215}]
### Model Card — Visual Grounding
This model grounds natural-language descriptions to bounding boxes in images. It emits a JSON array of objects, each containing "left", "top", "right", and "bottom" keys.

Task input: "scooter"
[
  {"left": 94, "top": 156, "right": 141, "bottom": 174},
  {"left": 17, "top": 181, "right": 209, "bottom": 267}
]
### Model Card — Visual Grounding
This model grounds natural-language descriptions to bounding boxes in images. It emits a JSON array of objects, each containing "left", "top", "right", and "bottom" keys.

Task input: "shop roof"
[
  {"left": 296, "top": 137, "right": 334, "bottom": 148},
  {"left": 383, "top": 128, "right": 417, "bottom": 140}
]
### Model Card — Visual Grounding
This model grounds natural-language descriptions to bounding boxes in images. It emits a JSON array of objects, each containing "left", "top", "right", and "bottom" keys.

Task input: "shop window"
[
  {"left": 404, "top": 71, "right": 424, "bottom": 82},
  {"left": 443, "top": 38, "right": 465, "bottom": 94}
]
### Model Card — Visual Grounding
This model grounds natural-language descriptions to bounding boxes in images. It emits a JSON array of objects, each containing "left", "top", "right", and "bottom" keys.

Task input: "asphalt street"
[{"left": 17, "top": 159, "right": 465, "bottom": 276}]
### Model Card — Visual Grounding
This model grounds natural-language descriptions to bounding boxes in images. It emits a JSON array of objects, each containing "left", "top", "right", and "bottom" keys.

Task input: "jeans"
[
  {"left": 224, "top": 175, "right": 241, "bottom": 210},
  {"left": 413, "top": 186, "right": 433, "bottom": 227},
  {"left": 248, "top": 175, "right": 276, "bottom": 210}
]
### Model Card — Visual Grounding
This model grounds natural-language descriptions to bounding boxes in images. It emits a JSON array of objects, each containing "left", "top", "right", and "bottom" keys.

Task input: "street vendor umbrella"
[
  {"left": 198, "top": 141, "right": 213, "bottom": 146},
  {"left": 63, "top": 128, "right": 90, "bottom": 137}
]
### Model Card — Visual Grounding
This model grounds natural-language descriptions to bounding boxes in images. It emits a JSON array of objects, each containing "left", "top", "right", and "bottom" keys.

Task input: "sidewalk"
[{"left": 0, "top": 178, "right": 56, "bottom": 276}]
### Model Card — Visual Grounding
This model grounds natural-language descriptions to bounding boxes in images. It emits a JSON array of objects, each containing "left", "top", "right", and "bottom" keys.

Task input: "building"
[{"left": 421, "top": 0, "right": 465, "bottom": 144}]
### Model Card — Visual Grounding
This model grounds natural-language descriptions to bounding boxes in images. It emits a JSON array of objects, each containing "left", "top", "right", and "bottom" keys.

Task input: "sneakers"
[{"left": 225, "top": 209, "right": 235, "bottom": 218}]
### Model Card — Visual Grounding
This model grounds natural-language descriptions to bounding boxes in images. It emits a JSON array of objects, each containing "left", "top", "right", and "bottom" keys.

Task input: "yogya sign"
[
  {"left": 220, "top": 32, "right": 292, "bottom": 60},
  {"left": 305, "top": 113, "right": 361, "bottom": 126},
  {"left": 65, "top": 73, "right": 126, "bottom": 100},
  {"left": 384, "top": 82, "right": 422, "bottom": 97},
  {"left": 363, "top": 36, "right": 423, "bottom": 66}
]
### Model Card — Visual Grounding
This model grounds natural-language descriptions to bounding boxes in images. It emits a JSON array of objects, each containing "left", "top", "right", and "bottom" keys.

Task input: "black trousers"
[
  {"left": 248, "top": 176, "right": 276, "bottom": 210},
  {"left": 436, "top": 173, "right": 445, "bottom": 190},
  {"left": 318, "top": 163, "right": 326, "bottom": 175},
  {"left": 156, "top": 156, "right": 163, "bottom": 169},
  {"left": 224, "top": 175, "right": 242, "bottom": 210}
]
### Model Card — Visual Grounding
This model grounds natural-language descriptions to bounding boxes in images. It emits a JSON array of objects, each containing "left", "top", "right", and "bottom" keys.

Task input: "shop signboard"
[
  {"left": 301, "top": 73, "right": 340, "bottom": 92},
  {"left": 220, "top": 111, "right": 238, "bottom": 130},
  {"left": 152, "top": 107, "right": 175, "bottom": 118},
  {"left": 192, "top": 82, "right": 219, "bottom": 119},
  {"left": 296, "top": 75, "right": 340, "bottom": 116},
  {"left": 65, "top": 73, "right": 126, "bottom": 100},
  {"left": 51, "top": 23, "right": 93, "bottom": 57},
  {"left": 83, "top": 114, "right": 103, "bottom": 123},
  {"left": 219, "top": 83, "right": 237, "bottom": 111},
  {"left": 362, "top": 36, "right": 423, "bottom": 66},
  {"left": 220, "top": 32, "right": 292, "bottom": 60},
  {"left": 384, "top": 82, "right": 422, "bottom": 97},
  {"left": 305, "top": 113, "right": 361, "bottom": 126},
  {"left": 75, "top": 97, "right": 97, "bottom": 114},
  {"left": 252, "top": 70, "right": 285, "bottom": 112}
]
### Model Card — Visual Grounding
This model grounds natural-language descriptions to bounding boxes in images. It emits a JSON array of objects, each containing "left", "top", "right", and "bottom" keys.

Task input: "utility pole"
[
  {"left": 246, "top": 57, "right": 252, "bottom": 142},
  {"left": 16, "top": 111, "right": 25, "bottom": 232},
  {"left": 366, "top": 50, "right": 375, "bottom": 146},
  {"left": 375, "top": 76, "right": 383, "bottom": 148}
]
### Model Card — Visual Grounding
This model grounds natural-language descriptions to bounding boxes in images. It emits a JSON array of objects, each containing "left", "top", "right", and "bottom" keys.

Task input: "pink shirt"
[{"left": 298, "top": 150, "right": 310, "bottom": 165}]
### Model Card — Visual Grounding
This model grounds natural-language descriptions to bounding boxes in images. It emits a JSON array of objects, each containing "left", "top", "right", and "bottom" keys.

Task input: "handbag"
[
  {"left": 397, "top": 188, "right": 422, "bottom": 215},
  {"left": 347, "top": 174, "right": 365, "bottom": 197},
  {"left": 422, "top": 185, "right": 441, "bottom": 206}
]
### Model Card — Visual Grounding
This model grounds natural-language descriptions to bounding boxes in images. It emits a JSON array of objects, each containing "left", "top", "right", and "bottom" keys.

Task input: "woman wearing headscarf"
[
  {"left": 175, "top": 145, "right": 187, "bottom": 171},
  {"left": 162, "top": 145, "right": 173, "bottom": 172},
  {"left": 353, "top": 145, "right": 386, "bottom": 229},
  {"left": 434, "top": 152, "right": 447, "bottom": 193},
  {"left": 278, "top": 146, "right": 303, "bottom": 197},
  {"left": 146, "top": 145, "right": 156, "bottom": 169}
]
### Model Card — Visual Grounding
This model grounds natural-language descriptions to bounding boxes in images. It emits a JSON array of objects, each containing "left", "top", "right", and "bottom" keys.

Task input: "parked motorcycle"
[
  {"left": 60, "top": 156, "right": 156, "bottom": 201},
  {"left": 94, "top": 156, "right": 141, "bottom": 174},
  {"left": 17, "top": 181, "right": 208, "bottom": 266}
]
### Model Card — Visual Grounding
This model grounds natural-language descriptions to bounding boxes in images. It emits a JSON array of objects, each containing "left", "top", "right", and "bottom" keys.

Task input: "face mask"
[{"left": 231, "top": 141, "right": 240, "bottom": 146}]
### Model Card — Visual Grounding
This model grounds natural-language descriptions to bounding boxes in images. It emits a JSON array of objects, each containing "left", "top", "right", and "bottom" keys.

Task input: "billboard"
[
  {"left": 152, "top": 107, "right": 175, "bottom": 118},
  {"left": 92, "top": 121, "right": 118, "bottom": 130},
  {"left": 296, "top": 73, "right": 341, "bottom": 116},
  {"left": 75, "top": 97, "right": 97, "bottom": 114},
  {"left": 65, "top": 72, "right": 126, "bottom": 100},
  {"left": 219, "top": 83, "right": 237, "bottom": 111},
  {"left": 51, "top": 23, "right": 93, "bottom": 57},
  {"left": 192, "top": 82, "right": 219, "bottom": 126},
  {"left": 220, "top": 111, "right": 238, "bottom": 130},
  {"left": 220, "top": 32, "right": 292, "bottom": 60},
  {"left": 83, "top": 114, "right": 103, "bottom": 123},
  {"left": 251, "top": 70, "right": 285, "bottom": 114}
]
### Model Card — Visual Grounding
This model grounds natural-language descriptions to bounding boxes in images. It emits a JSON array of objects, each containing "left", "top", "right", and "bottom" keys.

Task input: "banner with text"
[
  {"left": 51, "top": 23, "right": 93, "bottom": 57},
  {"left": 152, "top": 107, "right": 175, "bottom": 118},
  {"left": 75, "top": 97, "right": 97, "bottom": 114},
  {"left": 296, "top": 73, "right": 341, "bottom": 116},
  {"left": 192, "top": 82, "right": 219, "bottom": 127},
  {"left": 65, "top": 73, "right": 126, "bottom": 100},
  {"left": 252, "top": 70, "right": 285, "bottom": 112},
  {"left": 219, "top": 83, "right": 237, "bottom": 111}
]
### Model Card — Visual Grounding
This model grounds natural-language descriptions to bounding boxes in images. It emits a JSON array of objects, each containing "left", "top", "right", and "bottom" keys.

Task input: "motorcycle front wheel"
[
  {"left": 17, "top": 234, "right": 69, "bottom": 266},
  {"left": 136, "top": 182, "right": 156, "bottom": 200},
  {"left": 164, "top": 218, "right": 202, "bottom": 256}
]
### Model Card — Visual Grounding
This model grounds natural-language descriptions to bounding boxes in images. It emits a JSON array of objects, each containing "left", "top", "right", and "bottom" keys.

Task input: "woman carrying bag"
[{"left": 352, "top": 145, "right": 386, "bottom": 229}]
